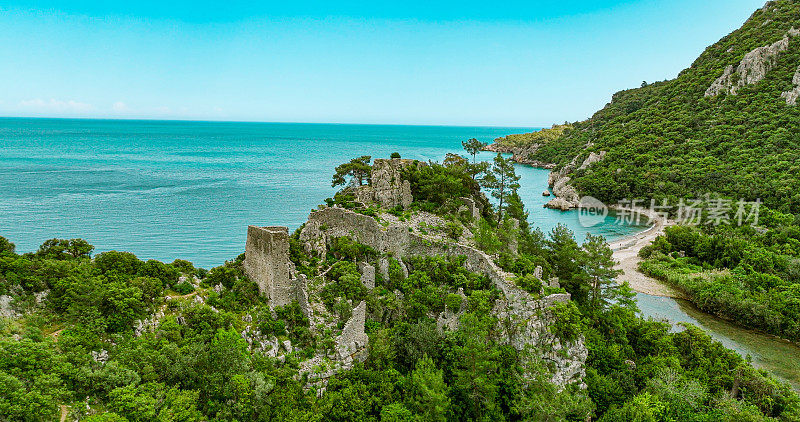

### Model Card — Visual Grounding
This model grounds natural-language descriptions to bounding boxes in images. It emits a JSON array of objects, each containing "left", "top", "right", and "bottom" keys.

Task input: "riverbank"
[{"left": 606, "top": 208, "right": 686, "bottom": 299}]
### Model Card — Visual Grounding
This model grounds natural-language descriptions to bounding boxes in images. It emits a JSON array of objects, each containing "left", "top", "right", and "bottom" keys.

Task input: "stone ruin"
[
  {"left": 243, "top": 224, "right": 370, "bottom": 384},
  {"left": 243, "top": 159, "right": 587, "bottom": 389},
  {"left": 243, "top": 226, "right": 294, "bottom": 307},
  {"left": 353, "top": 158, "right": 414, "bottom": 209},
  {"left": 458, "top": 196, "right": 481, "bottom": 220},
  {"left": 298, "top": 206, "right": 587, "bottom": 387}
]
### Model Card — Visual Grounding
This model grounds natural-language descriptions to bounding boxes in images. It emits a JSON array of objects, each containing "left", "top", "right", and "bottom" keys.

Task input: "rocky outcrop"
[
  {"left": 544, "top": 151, "right": 606, "bottom": 211},
  {"left": 545, "top": 156, "right": 581, "bottom": 210},
  {"left": 298, "top": 206, "right": 586, "bottom": 388},
  {"left": 483, "top": 142, "right": 513, "bottom": 153},
  {"left": 353, "top": 158, "right": 414, "bottom": 209},
  {"left": 781, "top": 65, "right": 800, "bottom": 105},
  {"left": 578, "top": 151, "right": 606, "bottom": 170},
  {"left": 705, "top": 29, "right": 798, "bottom": 97},
  {"left": 484, "top": 142, "right": 557, "bottom": 169},
  {"left": 0, "top": 295, "right": 19, "bottom": 318}
]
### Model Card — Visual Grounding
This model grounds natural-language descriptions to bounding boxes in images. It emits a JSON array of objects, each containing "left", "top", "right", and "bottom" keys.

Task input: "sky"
[{"left": 0, "top": 0, "right": 767, "bottom": 126}]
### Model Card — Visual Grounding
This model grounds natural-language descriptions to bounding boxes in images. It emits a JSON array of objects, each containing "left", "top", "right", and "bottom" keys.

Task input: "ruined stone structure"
[
  {"left": 335, "top": 301, "right": 369, "bottom": 363},
  {"left": 299, "top": 206, "right": 587, "bottom": 387},
  {"left": 459, "top": 197, "right": 481, "bottom": 220},
  {"left": 353, "top": 158, "right": 414, "bottom": 209},
  {"left": 358, "top": 263, "right": 376, "bottom": 289},
  {"left": 243, "top": 225, "right": 294, "bottom": 307}
]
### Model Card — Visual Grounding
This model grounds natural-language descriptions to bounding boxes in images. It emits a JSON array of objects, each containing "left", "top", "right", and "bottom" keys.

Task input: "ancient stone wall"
[
  {"left": 244, "top": 226, "right": 293, "bottom": 307},
  {"left": 298, "top": 207, "right": 585, "bottom": 387}
]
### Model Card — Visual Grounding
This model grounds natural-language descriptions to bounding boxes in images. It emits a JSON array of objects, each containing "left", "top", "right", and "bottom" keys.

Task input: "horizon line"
[{"left": 0, "top": 115, "right": 546, "bottom": 130}]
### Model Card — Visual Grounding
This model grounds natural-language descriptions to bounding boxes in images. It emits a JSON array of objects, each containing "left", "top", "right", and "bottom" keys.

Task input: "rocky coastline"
[{"left": 484, "top": 137, "right": 607, "bottom": 211}]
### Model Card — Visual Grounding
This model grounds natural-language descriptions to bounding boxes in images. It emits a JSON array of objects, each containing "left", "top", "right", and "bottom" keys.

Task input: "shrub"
[
  {"left": 445, "top": 293, "right": 463, "bottom": 311},
  {"left": 443, "top": 221, "right": 463, "bottom": 240}
]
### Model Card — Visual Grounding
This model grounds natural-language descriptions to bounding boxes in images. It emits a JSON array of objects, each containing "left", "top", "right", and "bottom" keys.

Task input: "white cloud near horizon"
[
  {"left": 18, "top": 98, "right": 95, "bottom": 114},
  {"left": 112, "top": 101, "right": 128, "bottom": 112}
]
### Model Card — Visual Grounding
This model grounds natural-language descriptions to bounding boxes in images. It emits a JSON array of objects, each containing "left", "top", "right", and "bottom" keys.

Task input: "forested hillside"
[
  {"left": 512, "top": 0, "right": 800, "bottom": 213},
  {"left": 2, "top": 154, "right": 799, "bottom": 421}
]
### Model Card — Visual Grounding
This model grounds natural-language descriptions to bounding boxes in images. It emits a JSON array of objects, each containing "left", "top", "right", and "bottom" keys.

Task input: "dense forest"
[
  {"left": 2, "top": 151, "right": 799, "bottom": 421},
  {"left": 509, "top": 0, "right": 800, "bottom": 213},
  {"left": 490, "top": 0, "right": 800, "bottom": 342}
]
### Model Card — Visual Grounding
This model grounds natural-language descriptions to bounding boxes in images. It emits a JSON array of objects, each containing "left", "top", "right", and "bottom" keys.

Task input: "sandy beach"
[{"left": 607, "top": 209, "right": 687, "bottom": 299}]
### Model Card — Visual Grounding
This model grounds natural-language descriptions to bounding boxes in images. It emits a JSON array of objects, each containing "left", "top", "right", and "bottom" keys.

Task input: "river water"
[
  {"left": 1, "top": 118, "right": 798, "bottom": 389},
  {"left": 505, "top": 157, "right": 800, "bottom": 390}
]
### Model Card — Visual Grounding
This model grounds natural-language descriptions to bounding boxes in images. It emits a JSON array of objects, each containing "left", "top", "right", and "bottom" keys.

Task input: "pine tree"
[
  {"left": 482, "top": 154, "right": 520, "bottom": 223},
  {"left": 407, "top": 355, "right": 450, "bottom": 422},
  {"left": 579, "top": 233, "right": 631, "bottom": 317},
  {"left": 331, "top": 155, "right": 372, "bottom": 188}
]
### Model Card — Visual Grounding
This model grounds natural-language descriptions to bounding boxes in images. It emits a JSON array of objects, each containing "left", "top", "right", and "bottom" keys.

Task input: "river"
[{"left": 501, "top": 156, "right": 800, "bottom": 391}]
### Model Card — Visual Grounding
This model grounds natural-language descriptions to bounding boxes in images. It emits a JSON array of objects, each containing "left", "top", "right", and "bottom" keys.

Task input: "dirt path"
[{"left": 607, "top": 209, "right": 686, "bottom": 299}]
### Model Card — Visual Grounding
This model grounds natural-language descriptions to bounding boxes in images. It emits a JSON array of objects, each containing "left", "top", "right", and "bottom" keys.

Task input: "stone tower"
[{"left": 244, "top": 226, "right": 293, "bottom": 307}]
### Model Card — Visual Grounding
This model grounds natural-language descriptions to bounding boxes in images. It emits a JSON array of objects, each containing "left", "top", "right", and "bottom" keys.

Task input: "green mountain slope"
[{"left": 514, "top": 0, "right": 800, "bottom": 213}]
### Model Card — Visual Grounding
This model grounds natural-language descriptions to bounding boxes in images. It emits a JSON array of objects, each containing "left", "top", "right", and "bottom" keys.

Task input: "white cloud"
[
  {"left": 112, "top": 101, "right": 128, "bottom": 112},
  {"left": 18, "top": 98, "right": 94, "bottom": 113}
]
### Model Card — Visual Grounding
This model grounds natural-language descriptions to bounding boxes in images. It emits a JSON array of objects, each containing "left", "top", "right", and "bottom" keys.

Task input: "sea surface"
[
  {"left": 0, "top": 117, "right": 643, "bottom": 268},
  {"left": 2, "top": 117, "right": 798, "bottom": 389}
]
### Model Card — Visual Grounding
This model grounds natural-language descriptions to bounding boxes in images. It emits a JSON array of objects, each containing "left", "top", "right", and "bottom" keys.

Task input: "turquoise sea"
[
  {"left": 3, "top": 117, "right": 800, "bottom": 388},
  {"left": 0, "top": 117, "right": 643, "bottom": 269}
]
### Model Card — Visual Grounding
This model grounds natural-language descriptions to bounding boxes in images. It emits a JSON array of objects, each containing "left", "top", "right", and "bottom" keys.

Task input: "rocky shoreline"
[
  {"left": 484, "top": 139, "right": 606, "bottom": 211},
  {"left": 482, "top": 142, "right": 557, "bottom": 169}
]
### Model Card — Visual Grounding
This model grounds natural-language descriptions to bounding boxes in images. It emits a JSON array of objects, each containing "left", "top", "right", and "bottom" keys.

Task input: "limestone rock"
[
  {"left": 354, "top": 158, "right": 415, "bottom": 209},
  {"left": 578, "top": 151, "right": 606, "bottom": 170},
  {"left": 545, "top": 197, "right": 577, "bottom": 211},
  {"left": 34, "top": 290, "right": 49, "bottom": 305},
  {"left": 0, "top": 295, "right": 19, "bottom": 318},
  {"left": 542, "top": 190, "right": 551, "bottom": 197},
  {"left": 91, "top": 349, "right": 109, "bottom": 364},
  {"left": 781, "top": 65, "right": 800, "bottom": 105},
  {"left": 706, "top": 29, "right": 797, "bottom": 97}
]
